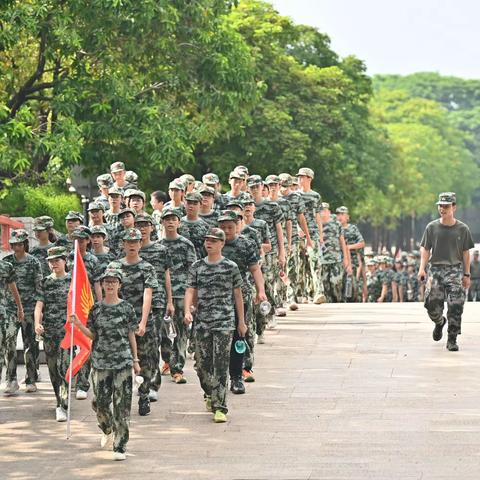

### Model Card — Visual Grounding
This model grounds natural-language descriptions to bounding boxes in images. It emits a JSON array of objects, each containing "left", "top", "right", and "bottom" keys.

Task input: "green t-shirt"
[{"left": 420, "top": 219, "right": 474, "bottom": 266}]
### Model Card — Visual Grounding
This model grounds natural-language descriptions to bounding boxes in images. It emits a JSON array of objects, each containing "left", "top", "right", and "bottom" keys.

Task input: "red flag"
[{"left": 61, "top": 241, "right": 94, "bottom": 381}]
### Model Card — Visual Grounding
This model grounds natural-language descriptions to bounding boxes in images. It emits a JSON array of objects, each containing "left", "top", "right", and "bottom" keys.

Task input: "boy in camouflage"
[
  {"left": 31, "top": 216, "right": 57, "bottom": 278},
  {"left": 419, "top": 192, "right": 474, "bottom": 351},
  {"left": 199, "top": 185, "right": 220, "bottom": 227},
  {"left": 159, "top": 209, "right": 197, "bottom": 383},
  {"left": 71, "top": 267, "right": 140, "bottom": 461},
  {"left": 34, "top": 246, "right": 71, "bottom": 422},
  {"left": 184, "top": 227, "right": 246, "bottom": 423},
  {"left": 179, "top": 191, "right": 209, "bottom": 259},
  {"left": 90, "top": 225, "right": 116, "bottom": 275},
  {"left": 55, "top": 211, "right": 84, "bottom": 250}
]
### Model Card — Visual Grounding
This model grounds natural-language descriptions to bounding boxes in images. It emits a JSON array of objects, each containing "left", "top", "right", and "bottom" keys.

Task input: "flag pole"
[{"left": 66, "top": 239, "right": 78, "bottom": 439}]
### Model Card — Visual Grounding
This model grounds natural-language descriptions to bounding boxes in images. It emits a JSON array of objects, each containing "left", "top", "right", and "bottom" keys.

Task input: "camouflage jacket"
[
  {"left": 92, "top": 251, "right": 117, "bottom": 276},
  {"left": 55, "top": 234, "right": 74, "bottom": 251},
  {"left": 0, "top": 259, "right": 16, "bottom": 318},
  {"left": 247, "top": 218, "right": 270, "bottom": 245},
  {"left": 37, "top": 273, "right": 71, "bottom": 339},
  {"left": 30, "top": 243, "right": 54, "bottom": 278},
  {"left": 343, "top": 224, "right": 364, "bottom": 267},
  {"left": 187, "top": 257, "right": 243, "bottom": 331},
  {"left": 67, "top": 251, "right": 101, "bottom": 288},
  {"left": 158, "top": 235, "right": 197, "bottom": 299},
  {"left": 299, "top": 190, "right": 322, "bottom": 241},
  {"left": 104, "top": 210, "right": 121, "bottom": 231},
  {"left": 163, "top": 201, "right": 186, "bottom": 218},
  {"left": 199, "top": 210, "right": 220, "bottom": 228},
  {"left": 87, "top": 299, "right": 137, "bottom": 370},
  {"left": 321, "top": 219, "right": 344, "bottom": 264},
  {"left": 241, "top": 225, "right": 262, "bottom": 252},
  {"left": 3, "top": 253, "right": 43, "bottom": 314},
  {"left": 276, "top": 195, "right": 294, "bottom": 248},
  {"left": 284, "top": 191, "right": 306, "bottom": 245},
  {"left": 179, "top": 217, "right": 209, "bottom": 260},
  {"left": 254, "top": 200, "right": 284, "bottom": 254}
]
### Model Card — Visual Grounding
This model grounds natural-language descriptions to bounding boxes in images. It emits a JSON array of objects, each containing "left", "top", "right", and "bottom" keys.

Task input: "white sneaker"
[
  {"left": 101, "top": 432, "right": 114, "bottom": 449},
  {"left": 56, "top": 407, "right": 67, "bottom": 422},
  {"left": 4, "top": 380, "right": 19, "bottom": 396},
  {"left": 148, "top": 390, "right": 158, "bottom": 402},
  {"left": 275, "top": 308, "right": 286, "bottom": 317},
  {"left": 76, "top": 389, "right": 88, "bottom": 400},
  {"left": 36, "top": 371, "right": 42, "bottom": 382},
  {"left": 25, "top": 383, "right": 37, "bottom": 393},
  {"left": 257, "top": 333, "right": 265, "bottom": 344},
  {"left": 113, "top": 451, "right": 127, "bottom": 461}
]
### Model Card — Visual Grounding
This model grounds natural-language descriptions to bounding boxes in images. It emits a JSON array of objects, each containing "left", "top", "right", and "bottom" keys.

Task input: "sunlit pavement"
[{"left": 1, "top": 302, "right": 480, "bottom": 480}]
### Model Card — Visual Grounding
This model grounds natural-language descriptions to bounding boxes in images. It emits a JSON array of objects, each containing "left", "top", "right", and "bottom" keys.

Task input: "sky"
[{"left": 269, "top": 0, "right": 480, "bottom": 79}]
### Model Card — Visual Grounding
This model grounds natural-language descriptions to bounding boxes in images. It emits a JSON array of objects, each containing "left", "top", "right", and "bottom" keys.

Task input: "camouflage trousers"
[
  {"left": 230, "top": 289, "right": 253, "bottom": 376},
  {"left": 424, "top": 264, "right": 466, "bottom": 336},
  {"left": 306, "top": 240, "right": 324, "bottom": 299},
  {"left": 5, "top": 312, "right": 38, "bottom": 385},
  {"left": 322, "top": 262, "right": 344, "bottom": 303},
  {"left": 256, "top": 255, "right": 276, "bottom": 336},
  {"left": 195, "top": 329, "right": 234, "bottom": 414},
  {"left": 43, "top": 337, "right": 69, "bottom": 410},
  {"left": 468, "top": 279, "right": 480, "bottom": 301},
  {"left": 160, "top": 298, "right": 187, "bottom": 376},
  {"left": 136, "top": 327, "right": 158, "bottom": 400},
  {"left": 286, "top": 244, "right": 300, "bottom": 304},
  {"left": 91, "top": 366, "right": 132, "bottom": 454},
  {"left": 243, "top": 290, "right": 255, "bottom": 371}
]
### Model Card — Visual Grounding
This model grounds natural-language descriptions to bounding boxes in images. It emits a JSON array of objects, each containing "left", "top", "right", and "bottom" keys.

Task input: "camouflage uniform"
[
  {"left": 163, "top": 201, "right": 186, "bottom": 218},
  {"left": 88, "top": 300, "right": 136, "bottom": 454},
  {"left": 222, "top": 233, "right": 260, "bottom": 375},
  {"left": 276, "top": 194, "right": 293, "bottom": 307},
  {"left": 199, "top": 210, "right": 219, "bottom": 228},
  {"left": 30, "top": 244, "right": 54, "bottom": 278},
  {"left": 37, "top": 273, "right": 72, "bottom": 410},
  {"left": 401, "top": 271, "right": 419, "bottom": 302},
  {"left": 0, "top": 260, "right": 16, "bottom": 381},
  {"left": 187, "top": 257, "right": 242, "bottom": 413},
  {"left": 366, "top": 269, "right": 382, "bottom": 303},
  {"left": 107, "top": 257, "right": 158, "bottom": 401},
  {"left": 179, "top": 217, "right": 209, "bottom": 260},
  {"left": 321, "top": 219, "right": 345, "bottom": 303},
  {"left": 158, "top": 235, "right": 197, "bottom": 376},
  {"left": 343, "top": 223, "right": 364, "bottom": 302},
  {"left": 93, "top": 251, "right": 117, "bottom": 276},
  {"left": 3, "top": 253, "right": 43, "bottom": 386}
]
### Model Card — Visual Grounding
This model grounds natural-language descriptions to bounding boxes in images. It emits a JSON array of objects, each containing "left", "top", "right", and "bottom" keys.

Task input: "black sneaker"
[
  {"left": 446, "top": 334, "right": 459, "bottom": 351},
  {"left": 230, "top": 377, "right": 245, "bottom": 395},
  {"left": 138, "top": 397, "right": 151, "bottom": 416},
  {"left": 432, "top": 317, "right": 446, "bottom": 341}
]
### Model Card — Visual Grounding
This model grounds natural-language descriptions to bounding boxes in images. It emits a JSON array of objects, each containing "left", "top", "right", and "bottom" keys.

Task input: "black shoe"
[
  {"left": 230, "top": 377, "right": 245, "bottom": 395},
  {"left": 446, "top": 334, "right": 459, "bottom": 351},
  {"left": 138, "top": 397, "right": 151, "bottom": 416},
  {"left": 432, "top": 317, "right": 446, "bottom": 341}
]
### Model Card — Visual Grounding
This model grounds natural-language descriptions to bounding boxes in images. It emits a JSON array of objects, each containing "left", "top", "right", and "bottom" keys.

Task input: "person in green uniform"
[
  {"left": 31, "top": 216, "right": 57, "bottom": 278},
  {"left": 71, "top": 267, "right": 140, "bottom": 461},
  {"left": 34, "top": 246, "right": 71, "bottom": 422},
  {"left": 179, "top": 191, "right": 209, "bottom": 259},
  {"left": 199, "top": 185, "right": 220, "bottom": 228},
  {"left": 90, "top": 225, "right": 116, "bottom": 275},
  {"left": 3, "top": 229, "right": 43, "bottom": 394},
  {"left": 184, "top": 227, "right": 246, "bottom": 423},
  {"left": 165, "top": 178, "right": 187, "bottom": 217},
  {"left": 56, "top": 211, "right": 84, "bottom": 250}
]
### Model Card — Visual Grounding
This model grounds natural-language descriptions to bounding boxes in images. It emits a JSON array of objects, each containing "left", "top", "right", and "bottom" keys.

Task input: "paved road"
[{"left": 1, "top": 302, "right": 480, "bottom": 480}]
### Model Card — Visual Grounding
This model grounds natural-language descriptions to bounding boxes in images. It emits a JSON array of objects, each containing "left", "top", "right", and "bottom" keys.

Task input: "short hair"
[{"left": 151, "top": 190, "right": 169, "bottom": 203}]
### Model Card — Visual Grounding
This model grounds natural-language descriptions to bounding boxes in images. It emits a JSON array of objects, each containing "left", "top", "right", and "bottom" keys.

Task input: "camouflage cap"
[
  {"left": 72, "top": 225, "right": 92, "bottom": 239},
  {"left": 97, "top": 173, "right": 113, "bottom": 187},
  {"left": 229, "top": 170, "right": 246, "bottom": 180},
  {"left": 185, "top": 191, "right": 203, "bottom": 203},
  {"left": 218, "top": 210, "right": 239, "bottom": 222},
  {"left": 199, "top": 185, "right": 216, "bottom": 196},
  {"left": 47, "top": 246, "right": 68, "bottom": 260},
  {"left": 33, "top": 215, "right": 54, "bottom": 231},
  {"left": 108, "top": 185, "right": 124, "bottom": 196},
  {"left": 124, "top": 189, "right": 145, "bottom": 201},
  {"left": 110, "top": 161, "right": 126, "bottom": 173},
  {"left": 9, "top": 229, "right": 29, "bottom": 244},
  {"left": 193, "top": 181, "right": 203, "bottom": 191},
  {"left": 436, "top": 192, "right": 456, "bottom": 205},
  {"left": 88, "top": 201, "right": 105, "bottom": 212},
  {"left": 122, "top": 228, "right": 142, "bottom": 241},
  {"left": 205, "top": 227, "right": 226, "bottom": 241},
  {"left": 242, "top": 193, "right": 255, "bottom": 205},
  {"left": 125, "top": 170, "right": 138, "bottom": 183},
  {"left": 247, "top": 174, "right": 263, "bottom": 186},
  {"left": 180, "top": 173, "right": 195, "bottom": 184},
  {"left": 278, "top": 173, "right": 293, "bottom": 187},
  {"left": 169, "top": 178, "right": 186, "bottom": 191},
  {"left": 134, "top": 213, "right": 154, "bottom": 225},
  {"left": 321, "top": 202, "right": 330, "bottom": 210},
  {"left": 161, "top": 208, "right": 181, "bottom": 220},
  {"left": 118, "top": 208, "right": 136, "bottom": 218},
  {"left": 297, "top": 167, "right": 314, "bottom": 179},
  {"left": 202, "top": 173, "right": 219, "bottom": 185},
  {"left": 366, "top": 259, "right": 376, "bottom": 267},
  {"left": 101, "top": 268, "right": 123, "bottom": 281},
  {"left": 265, "top": 174, "right": 280, "bottom": 185},
  {"left": 335, "top": 206, "right": 349, "bottom": 214},
  {"left": 90, "top": 225, "right": 108, "bottom": 237},
  {"left": 234, "top": 165, "right": 249, "bottom": 176},
  {"left": 226, "top": 200, "right": 244, "bottom": 210},
  {"left": 291, "top": 177, "right": 299, "bottom": 185},
  {"left": 65, "top": 211, "right": 84, "bottom": 222}
]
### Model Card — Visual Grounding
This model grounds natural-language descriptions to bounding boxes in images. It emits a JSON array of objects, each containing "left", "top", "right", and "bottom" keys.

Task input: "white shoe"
[
  {"left": 56, "top": 407, "right": 67, "bottom": 422},
  {"left": 101, "top": 432, "right": 114, "bottom": 449},
  {"left": 275, "top": 308, "right": 286, "bottom": 317},
  {"left": 313, "top": 294, "right": 327, "bottom": 304},
  {"left": 76, "top": 389, "right": 88, "bottom": 400},
  {"left": 36, "top": 371, "right": 42, "bottom": 382},
  {"left": 25, "top": 383, "right": 37, "bottom": 393},
  {"left": 257, "top": 333, "right": 265, "bottom": 344},
  {"left": 4, "top": 380, "right": 19, "bottom": 396},
  {"left": 113, "top": 451, "right": 127, "bottom": 461},
  {"left": 148, "top": 390, "right": 158, "bottom": 402}
]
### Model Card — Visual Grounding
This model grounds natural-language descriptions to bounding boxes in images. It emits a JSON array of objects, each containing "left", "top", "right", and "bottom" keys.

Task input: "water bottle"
[
  {"left": 259, "top": 300, "right": 272, "bottom": 316},
  {"left": 164, "top": 315, "right": 177, "bottom": 341},
  {"left": 234, "top": 339, "right": 248, "bottom": 354},
  {"left": 345, "top": 275, "right": 353, "bottom": 298},
  {"left": 135, "top": 375, "right": 144, "bottom": 387}
]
